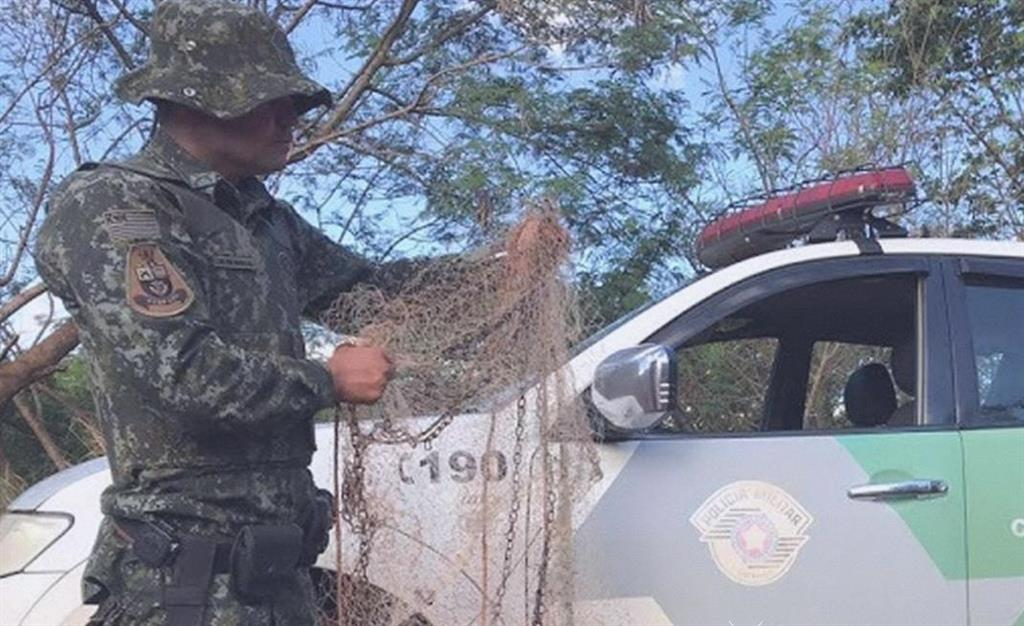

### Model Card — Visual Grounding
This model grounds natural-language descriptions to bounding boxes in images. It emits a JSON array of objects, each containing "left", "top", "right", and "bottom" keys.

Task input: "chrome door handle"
[{"left": 847, "top": 479, "right": 948, "bottom": 501}]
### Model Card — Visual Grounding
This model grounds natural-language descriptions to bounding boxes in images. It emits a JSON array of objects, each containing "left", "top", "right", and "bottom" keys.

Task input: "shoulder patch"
[
  {"left": 126, "top": 244, "right": 195, "bottom": 317},
  {"left": 103, "top": 209, "right": 161, "bottom": 243}
]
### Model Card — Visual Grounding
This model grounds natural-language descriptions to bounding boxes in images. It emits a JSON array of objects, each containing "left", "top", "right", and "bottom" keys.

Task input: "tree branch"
[
  {"left": 283, "top": 0, "right": 319, "bottom": 33},
  {"left": 13, "top": 392, "right": 70, "bottom": 471},
  {"left": 0, "top": 283, "right": 47, "bottom": 325},
  {"left": 1, "top": 334, "right": 19, "bottom": 362},
  {"left": 377, "top": 218, "right": 444, "bottom": 261},
  {"left": 0, "top": 25, "right": 102, "bottom": 128},
  {"left": 0, "top": 104, "right": 56, "bottom": 289},
  {"left": 292, "top": 47, "right": 521, "bottom": 160},
  {"left": 317, "top": 0, "right": 419, "bottom": 132},
  {"left": 0, "top": 322, "right": 79, "bottom": 409},
  {"left": 704, "top": 34, "right": 773, "bottom": 192},
  {"left": 57, "top": 0, "right": 135, "bottom": 69},
  {"left": 35, "top": 382, "right": 105, "bottom": 456},
  {"left": 106, "top": 0, "right": 150, "bottom": 36},
  {"left": 337, "top": 168, "right": 383, "bottom": 243},
  {"left": 385, "top": 0, "right": 497, "bottom": 67},
  {"left": 55, "top": 85, "right": 83, "bottom": 165},
  {"left": 950, "top": 105, "right": 1024, "bottom": 208},
  {"left": 99, "top": 115, "right": 149, "bottom": 161}
]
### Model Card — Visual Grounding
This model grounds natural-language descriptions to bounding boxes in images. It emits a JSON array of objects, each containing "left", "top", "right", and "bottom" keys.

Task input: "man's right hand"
[{"left": 327, "top": 343, "right": 393, "bottom": 404}]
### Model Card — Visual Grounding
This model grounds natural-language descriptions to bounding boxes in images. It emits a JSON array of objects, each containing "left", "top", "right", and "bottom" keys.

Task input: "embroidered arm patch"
[
  {"left": 126, "top": 244, "right": 195, "bottom": 317},
  {"left": 102, "top": 209, "right": 161, "bottom": 243}
]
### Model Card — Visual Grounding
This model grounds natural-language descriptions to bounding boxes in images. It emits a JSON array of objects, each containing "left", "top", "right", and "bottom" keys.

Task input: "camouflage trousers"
[{"left": 85, "top": 520, "right": 320, "bottom": 626}]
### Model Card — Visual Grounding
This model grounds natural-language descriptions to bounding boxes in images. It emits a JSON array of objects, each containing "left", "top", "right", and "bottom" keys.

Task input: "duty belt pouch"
[
  {"left": 299, "top": 489, "right": 335, "bottom": 566},
  {"left": 230, "top": 523, "right": 303, "bottom": 604}
]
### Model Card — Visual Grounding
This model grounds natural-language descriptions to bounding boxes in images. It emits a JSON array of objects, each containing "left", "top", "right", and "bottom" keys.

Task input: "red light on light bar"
[{"left": 696, "top": 167, "right": 915, "bottom": 268}]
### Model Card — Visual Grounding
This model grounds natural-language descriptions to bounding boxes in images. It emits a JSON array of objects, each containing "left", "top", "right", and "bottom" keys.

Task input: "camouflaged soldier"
[{"left": 33, "top": 1, "right": 402, "bottom": 624}]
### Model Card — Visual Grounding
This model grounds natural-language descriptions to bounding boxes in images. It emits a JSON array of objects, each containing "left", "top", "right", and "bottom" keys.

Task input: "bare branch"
[
  {"left": 386, "top": 0, "right": 497, "bottom": 67},
  {"left": 13, "top": 393, "right": 71, "bottom": 471},
  {"left": 0, "top": 25, "right": 102, "bottom": 128},
  {"left": 56, "top": 0, "right": 135, "bottom": 69},
  {"left": 283, "top": 0, "right": 318, "bottom": 33},
  {"left": 377, "top": 218, "right": 445, "bottom": 261},
  {"left": 293, "top": 47, "right": 522, "bottom": 160},
  {"left": 99, "top": 116, "right": 150, "bottom": 161},
  {"left": 1, "top": 334, "right": 19, "bottom": 362},
  {"left": 338, "top": 168, "right": 383, "bottom": 243},
  {"left": 318, "top": 0, "right": 419, "bottom": 132},
  {"left": 0, "top": 322, "right": 79, "bottom": 409},
  {"left": 702, "top": 31, "right": 773, "bottom": 192},
  {"left": 312, "top": 0, "right": 377, "bottom": 8},
  {"left": 0, "top": 283, "right": 47, "bottom": 325},
  {"left": 106, "top": 0, "right": 150, "bottom": 36},
  {"left": 55, "top": 85, "right": 83, "bottom": 165},
  {"left": 0, "top": 103, "right": 57, "bottom": 289}
]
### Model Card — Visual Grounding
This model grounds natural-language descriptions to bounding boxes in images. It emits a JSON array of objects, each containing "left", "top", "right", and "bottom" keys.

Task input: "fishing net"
[{"left": 317, "top": 205, "right": 604, "bottom": 626}]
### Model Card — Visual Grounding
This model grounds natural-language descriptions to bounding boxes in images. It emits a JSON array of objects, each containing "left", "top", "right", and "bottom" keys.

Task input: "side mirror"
[{"left": 591, "top": 344, "right": 677, "bottom": 431}]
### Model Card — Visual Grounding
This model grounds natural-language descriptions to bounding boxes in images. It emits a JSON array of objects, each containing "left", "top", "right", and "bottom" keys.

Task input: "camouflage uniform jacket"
[{"left": 35, "top": 129, "right": 399, "bottom": 562}]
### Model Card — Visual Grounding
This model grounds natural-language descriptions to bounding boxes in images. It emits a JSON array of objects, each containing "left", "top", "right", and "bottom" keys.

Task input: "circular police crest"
[{"left": 690, "top": 480, "right": 812, "bottom": 586}]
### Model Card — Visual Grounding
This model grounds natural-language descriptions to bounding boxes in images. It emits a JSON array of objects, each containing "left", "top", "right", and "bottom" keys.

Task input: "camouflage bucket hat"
[{"left": 115, "top": 0, "right": 331, "bottom": 119}]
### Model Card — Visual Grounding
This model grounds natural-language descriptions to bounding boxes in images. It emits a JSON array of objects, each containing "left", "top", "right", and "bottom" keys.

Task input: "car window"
[
  {"left": 964, "top": 279, "right": 1024, "bottom": 423},
  {"left": 668, "top": 338, "right": 778, "bottom": 433},
  {"left": 804, "top": 342, "right": 915, "bottom": 429},
  {"left": 659, "top": 273, "right": 919, "bottom": 435}
]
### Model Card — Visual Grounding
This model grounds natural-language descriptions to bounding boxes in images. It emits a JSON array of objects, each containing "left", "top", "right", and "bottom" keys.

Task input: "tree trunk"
[{"left": 12, "top": 392, "right": 70, "bottom": 471}]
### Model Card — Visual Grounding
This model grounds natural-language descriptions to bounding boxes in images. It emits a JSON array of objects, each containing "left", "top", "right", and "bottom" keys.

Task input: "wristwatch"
[{"left": 336, "top": 334, "right": 367, "bottom": 348}]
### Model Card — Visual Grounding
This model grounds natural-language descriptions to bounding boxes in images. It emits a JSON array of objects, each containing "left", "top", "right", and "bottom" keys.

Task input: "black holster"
[
  {"left": 229, "top": 523, "right": 304, "bottom": 604},
  {"left": 165, "top": 536, "right": 220, "bottom": 626},
  {"left": 114, "top": 519, "right": 226, "bottom": 626}
]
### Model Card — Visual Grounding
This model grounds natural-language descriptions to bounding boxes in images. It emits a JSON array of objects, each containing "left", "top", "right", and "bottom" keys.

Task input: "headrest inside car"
[{"left": 844, "top": 363, "right": 897, "bottom": 427}]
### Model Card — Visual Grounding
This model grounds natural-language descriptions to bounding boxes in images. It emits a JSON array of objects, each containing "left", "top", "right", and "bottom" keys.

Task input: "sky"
[{"left": 2, "top": 0, "right": 804, "bottom": 351}]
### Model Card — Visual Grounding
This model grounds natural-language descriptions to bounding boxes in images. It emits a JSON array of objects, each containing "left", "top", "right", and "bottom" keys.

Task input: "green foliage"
[
  {"left": 671, "top": 338, "right": 777, "bottom": 433},
  {"left": 282, "top": 1, "right": 710, "bottom": 317},
  {"left": 688, "top": 0, "right": 1021, "bottom": 239},
  {"left": 1, "top": 357, "right": 101, "bottom": 508},
  {"left": 845, "top": 0, "right": 1024, "bottom": 237},
  {"left": 850, "top": 0, "right": 1024, "bottom": 94}
]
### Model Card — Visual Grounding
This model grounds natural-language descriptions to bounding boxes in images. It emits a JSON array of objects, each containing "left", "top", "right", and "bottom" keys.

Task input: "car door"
[
  {"left": 575, "top": 256, "right": 969, "bottom": 626},
  {"left": 947, "top": 257, "right": 1024, "bottom": 626}
]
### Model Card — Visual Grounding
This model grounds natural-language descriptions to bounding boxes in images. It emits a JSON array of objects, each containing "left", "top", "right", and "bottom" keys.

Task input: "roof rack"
[{"left": 696, "top": 165, "right": 917, "bottom": 269}]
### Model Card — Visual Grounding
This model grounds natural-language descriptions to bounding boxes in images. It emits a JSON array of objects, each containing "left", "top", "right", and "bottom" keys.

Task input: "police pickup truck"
[{"left": 2, "top": 167, "right": 1022, "bottom": 625}]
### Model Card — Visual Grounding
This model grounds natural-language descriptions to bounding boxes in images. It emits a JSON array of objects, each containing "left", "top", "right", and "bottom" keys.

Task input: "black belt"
[{"left": 112, "top": 510, "right": 328, "bottom": 625}]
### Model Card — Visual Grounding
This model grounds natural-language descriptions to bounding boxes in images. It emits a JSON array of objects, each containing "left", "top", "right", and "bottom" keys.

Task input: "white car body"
[{"left": 3, "top": 238, "right": 1023, "bottom": 626}]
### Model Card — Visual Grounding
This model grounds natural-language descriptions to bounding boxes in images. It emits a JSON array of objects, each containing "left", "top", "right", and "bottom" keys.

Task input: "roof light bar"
[{"left": 696, "top": 166, "right": 916, "bottom": 269}]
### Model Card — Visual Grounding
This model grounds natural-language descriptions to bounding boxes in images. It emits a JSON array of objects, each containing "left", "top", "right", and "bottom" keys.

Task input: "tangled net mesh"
[{"left": 316, "top": 204, "right": 606, "bottom": 625}]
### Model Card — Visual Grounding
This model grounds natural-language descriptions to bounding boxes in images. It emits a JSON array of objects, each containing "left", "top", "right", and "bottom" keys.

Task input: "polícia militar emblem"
[
  {"left": 126, "top": 244, "right": 195, "bottom": 317},
  {"left": 690, "top": 480, "right": 812, "bottom": 586}
]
